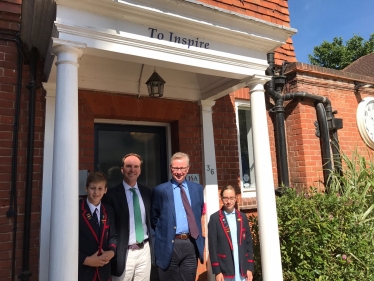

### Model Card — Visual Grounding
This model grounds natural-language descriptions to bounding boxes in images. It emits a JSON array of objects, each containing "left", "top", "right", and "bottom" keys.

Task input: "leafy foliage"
[
  {"left": 249, "top": 150, "right": 374, "bottom": 280},
  {"left": 308, "top": 34, "right": 374, "bottom": 70}
]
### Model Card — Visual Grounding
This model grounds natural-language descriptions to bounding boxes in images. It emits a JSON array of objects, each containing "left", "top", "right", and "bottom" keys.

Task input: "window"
[{"left": 236, "top": 102, "right": 256, "bottom": 197}]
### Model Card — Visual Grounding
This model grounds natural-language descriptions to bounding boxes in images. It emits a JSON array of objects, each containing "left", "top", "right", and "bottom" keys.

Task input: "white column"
[
  {"left": 247, "top": 76, "right": 283, "bottom": 281},
  {"left": 39, "top": 83, "right": 56, "bottom": 281},
  {"left": 49, "top": 40, "right": 85, "bottom": 281},
  {"left": 199, "top": 100, "right": 219, "bottom": 219},
  {"left": 199, "top": 100, "right": 219, "bottom": 281}
]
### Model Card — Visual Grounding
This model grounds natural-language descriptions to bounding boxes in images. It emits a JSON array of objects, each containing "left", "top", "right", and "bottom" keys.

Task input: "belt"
[
  {"left": 128, "top": 238, "right": 148, "bottom": 250},
  {"left": 175, "top": 233, "right": 190, "bottom": 240}
]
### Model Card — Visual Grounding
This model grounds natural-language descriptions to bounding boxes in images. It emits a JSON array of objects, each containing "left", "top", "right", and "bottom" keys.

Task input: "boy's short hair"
[{"left": 86, "top": 171, "right": 107, "bottom": 187}]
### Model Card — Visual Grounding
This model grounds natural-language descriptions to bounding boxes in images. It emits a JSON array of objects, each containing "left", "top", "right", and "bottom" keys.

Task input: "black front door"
[{"left": 94, "top": 123, "right": 168, "bottom": 189}]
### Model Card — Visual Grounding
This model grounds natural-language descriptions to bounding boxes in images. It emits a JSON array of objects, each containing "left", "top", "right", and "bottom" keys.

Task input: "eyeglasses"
[
  {"left": 170, "top": 166, "right": 189, "bottom": 172},
  {"left": 222, "top": 197, "right": 236, "bottom": 202}
]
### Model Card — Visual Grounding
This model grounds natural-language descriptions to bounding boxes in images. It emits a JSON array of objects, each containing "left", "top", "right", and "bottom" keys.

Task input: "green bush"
[{"left": 249, "top": 151, "right": 374, "bottom": 281}]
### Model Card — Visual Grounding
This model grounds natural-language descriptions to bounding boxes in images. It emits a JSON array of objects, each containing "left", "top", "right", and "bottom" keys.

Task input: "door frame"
[{"left": 94, "top": 119, "right": 172, "bottom": 181}]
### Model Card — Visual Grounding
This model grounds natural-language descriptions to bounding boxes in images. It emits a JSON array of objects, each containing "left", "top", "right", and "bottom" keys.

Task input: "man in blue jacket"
[{"left": 151, "top": 152, "right": 205, "bottom": 281}]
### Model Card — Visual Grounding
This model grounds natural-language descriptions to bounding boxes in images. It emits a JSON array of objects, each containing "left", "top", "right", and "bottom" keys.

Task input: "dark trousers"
[{"left": 158, "top": 238, "right": 198, "bottom": 281}]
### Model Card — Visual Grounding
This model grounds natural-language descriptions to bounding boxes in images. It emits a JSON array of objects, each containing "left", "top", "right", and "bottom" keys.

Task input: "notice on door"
[{"left": 186, "top": 174, "right": 200, "bottom": 184}]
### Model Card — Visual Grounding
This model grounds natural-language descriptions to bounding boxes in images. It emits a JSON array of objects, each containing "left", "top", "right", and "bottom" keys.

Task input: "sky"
[{"left": 288, "top": 0, "right": 374, "bottom": 63}]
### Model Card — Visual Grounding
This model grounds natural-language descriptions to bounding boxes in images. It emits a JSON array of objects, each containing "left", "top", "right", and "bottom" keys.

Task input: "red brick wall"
[
  {"left": 1, "top": 0, "right": 45, "bottom": 280},
  {"left": 195, "top": 0, "right": 296, "bottom": 65},
  {"left": 232, "top": 89, "right": 278, "bottom": 190},
  {"left": 212, "top": 95, "right": 240, "bottom": 192},
  {"left": 285, "top": 70, "right": 373, "bottom": 188},
  {"left": 78, "top": 90, "right": 208, "bottom": 277},
  {"left": 0, "top": 61, "right": 45, "bottom": 281},
  {"left": 212, "top": 92, "right": 272, "bottom": 210},
  {"left": 231, "top": 66, "right": 374, "bottom": 190},
  {"left": 0, "top": 0, "right": 21, "bottom": 32},
  {"left": 78, "top": 90, "right": 203, "bottom": 172}
]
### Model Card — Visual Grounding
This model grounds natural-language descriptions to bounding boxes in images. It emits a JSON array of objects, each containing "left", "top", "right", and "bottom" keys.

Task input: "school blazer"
[
  {"left": 79, "top": 199, "right": 117, "bottom": 281},
  {"left": 208, "top": 208, "right": 254, "bottom": 279}
]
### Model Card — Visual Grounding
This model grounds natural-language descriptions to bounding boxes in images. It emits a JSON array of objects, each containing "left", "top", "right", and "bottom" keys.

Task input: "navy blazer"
[
  {"left": 151, "top": 180, "right": 205, "bottom": 270},
  {"left": 208, "top": 209, "right": 254, "bottom": 278},
  {"left": 79, "top": 199, "right": 117, "bottom": 281},
  {"left": 102, "top": 182, "right": 153, "bottom": 277}
]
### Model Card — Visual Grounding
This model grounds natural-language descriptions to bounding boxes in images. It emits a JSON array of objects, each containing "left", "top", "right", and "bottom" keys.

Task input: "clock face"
[{"left": 357, "top": 97, "right": 374, "bottom": 149}]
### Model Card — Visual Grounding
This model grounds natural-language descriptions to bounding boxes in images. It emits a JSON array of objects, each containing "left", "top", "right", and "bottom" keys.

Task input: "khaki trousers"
[{"left": 112, "top": 241, "right": 151, "bottom": 281}]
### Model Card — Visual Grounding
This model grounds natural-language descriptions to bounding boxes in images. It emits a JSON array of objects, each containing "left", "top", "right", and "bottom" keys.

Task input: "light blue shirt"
[
  {"left": 224, "top": 210, "right": 245, "bottom": 281},
  {"left": 172, "top": 180, "right": 192, "bottom": 234}
]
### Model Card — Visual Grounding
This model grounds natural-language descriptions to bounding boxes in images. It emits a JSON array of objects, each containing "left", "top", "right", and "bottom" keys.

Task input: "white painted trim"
[
  {"left": 56, "top": 0, "right": 296, "bottom": 51},
  {"left": 49, "top": 43, "right": 83, "bottom": 281},
  {"left": 54, "top": 22, "right": 268, "bottom": 77},
  {"left": 247, "top": 78, "right": 283, "bottom": 281},
  {"left": 94, "top": 118, "right": 172, "bottom": 178},
  {"left": 52, "top": 38, "right": 87, "bottom": 50},
  {"left": 42, "top": 82, "right": 56, "bottom": 97},
  {"left": 199, "top": 99, "right": 219, "bottom": 281},
  {"left": 39, "top": 84, "right": 56, "bottom": 281},
  {"left": 235, "top": 100, "right": 257, "bottom": 199}
]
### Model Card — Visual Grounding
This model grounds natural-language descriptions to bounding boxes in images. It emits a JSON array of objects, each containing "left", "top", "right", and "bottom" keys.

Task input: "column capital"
[
  {"left": 243, "top": 74, "right": 270, "bottom": 88},
  {"left": 199, "top": 100, "right": 216, "bottom": 112},
  {"left": 42, "top": 82, "right": 56, "bottom": 98},
  {"left": 52, "top": 38, "right": 86, "bottom": 58}
]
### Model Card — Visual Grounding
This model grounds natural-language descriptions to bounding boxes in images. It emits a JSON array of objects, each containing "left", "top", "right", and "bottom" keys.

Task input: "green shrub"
[{"left": 249, "top": 151, "right": 374, "bottom": 281}]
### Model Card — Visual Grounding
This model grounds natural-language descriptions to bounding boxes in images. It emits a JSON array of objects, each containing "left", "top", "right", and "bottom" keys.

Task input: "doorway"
[{"left": 94, "top": 123, "right": 168, "bottom": 189}]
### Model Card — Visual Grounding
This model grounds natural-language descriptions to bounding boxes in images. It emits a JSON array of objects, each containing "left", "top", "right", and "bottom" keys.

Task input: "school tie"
[
  {"left": 179, "top": 184, "right": 199, "bottom": 239},
  {"left": 130, "top": 188, "right": 144, "bottom": 243},
  {"left": 92, "top": 208, "right": 100, "bottom": 237}
]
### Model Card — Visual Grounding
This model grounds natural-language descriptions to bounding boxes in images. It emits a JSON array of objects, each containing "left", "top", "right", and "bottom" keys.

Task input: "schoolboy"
[{"left": 79, "top": 172, "right": 117, "bottom": 281}]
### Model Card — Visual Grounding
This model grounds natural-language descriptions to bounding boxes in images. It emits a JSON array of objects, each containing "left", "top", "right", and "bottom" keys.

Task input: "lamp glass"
[{"left": 145, "top": 71, "right": 165, "bottom": 98}]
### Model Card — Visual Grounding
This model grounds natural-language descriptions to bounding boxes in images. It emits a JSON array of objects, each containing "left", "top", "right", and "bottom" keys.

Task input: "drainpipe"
[
  {"left": 265, "top": 53, "right": 342, "bottom": 191},
  {"left": 1, "top": 31, "right": 24, "bottom": 281},
  {"left": 329, "top": 108, "right": 343, "bottom": 176},
  {"left": 265, "top": 53, "right": 290, "bottom": 187},
  {"left": 19, "top": 47, "right": 38, "bottom": 281},
  {"left": 331, "top": 129, "right": 342, "bottom": 176},
  {"left": 282, "top": 92, "right": 334, "bottom": 190},
  {"left": 315, "top": 103, "right": 333, "bottom": 187}
]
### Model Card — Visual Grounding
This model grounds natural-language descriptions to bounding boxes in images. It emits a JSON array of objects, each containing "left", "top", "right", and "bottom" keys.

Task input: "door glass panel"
[{"left": 95, "top": 124, "right": 167, "bottom": 189}]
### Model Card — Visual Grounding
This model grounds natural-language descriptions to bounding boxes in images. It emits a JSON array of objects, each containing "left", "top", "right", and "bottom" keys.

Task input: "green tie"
[{"left": 130, "top": 188, "right": 144, "bottom": 243}]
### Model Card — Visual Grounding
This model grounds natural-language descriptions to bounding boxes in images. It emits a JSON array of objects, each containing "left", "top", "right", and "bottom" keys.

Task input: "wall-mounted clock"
[{"left": 357, "top": 97, "right": 374, "bottom": 149}]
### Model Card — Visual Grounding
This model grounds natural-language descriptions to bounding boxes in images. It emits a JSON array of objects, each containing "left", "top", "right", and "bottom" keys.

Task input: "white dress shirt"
[{"left": 123, "top": 181, "right": 148, "bottom": 245}]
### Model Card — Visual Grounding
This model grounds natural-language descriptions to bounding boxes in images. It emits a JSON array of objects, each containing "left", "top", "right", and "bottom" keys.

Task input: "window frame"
[{"left": 235, "top": 101, "right": 257, "bottom": 198}]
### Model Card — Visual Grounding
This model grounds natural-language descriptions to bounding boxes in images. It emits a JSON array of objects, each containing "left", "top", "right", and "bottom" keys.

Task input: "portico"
[{"left": 29, "top": 0, "right": 296, "bottom": 280}]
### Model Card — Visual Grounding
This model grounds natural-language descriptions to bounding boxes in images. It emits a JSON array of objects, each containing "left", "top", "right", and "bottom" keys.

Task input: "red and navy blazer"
[
  {"left": 79, "top": 198, "right": 117, "bottom": 281},
  {"left": 208, "top": 208, "right": 254, "bottom": 278}
]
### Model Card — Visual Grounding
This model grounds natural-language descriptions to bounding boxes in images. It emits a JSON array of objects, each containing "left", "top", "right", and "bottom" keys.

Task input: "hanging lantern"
[{"left": 145, "top": 71, "right": 166, "bottom": 97}]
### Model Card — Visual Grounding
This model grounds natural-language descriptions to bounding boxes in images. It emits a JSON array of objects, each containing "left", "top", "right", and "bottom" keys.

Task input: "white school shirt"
[{"left": 86, "top": 199, "right": 101, "bottom": 226}]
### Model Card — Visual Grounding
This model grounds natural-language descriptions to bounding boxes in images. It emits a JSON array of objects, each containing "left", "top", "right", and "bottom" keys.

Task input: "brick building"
[{"left": 1, "top": 0, "right": 373, "bottom": 280}]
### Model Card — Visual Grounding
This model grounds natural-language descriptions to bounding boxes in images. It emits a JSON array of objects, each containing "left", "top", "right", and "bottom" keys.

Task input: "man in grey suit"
[
  {"left": 151, "top": 152, "right": 205, "bottom": 281},
  {"left": 104, "top": 153, "right": 152, "bottom": 281}
]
